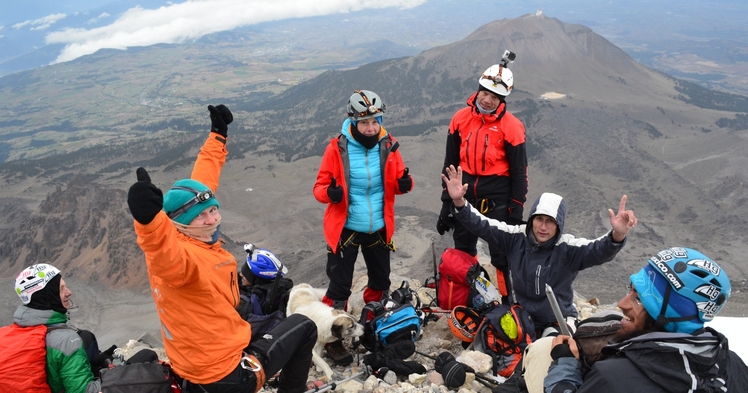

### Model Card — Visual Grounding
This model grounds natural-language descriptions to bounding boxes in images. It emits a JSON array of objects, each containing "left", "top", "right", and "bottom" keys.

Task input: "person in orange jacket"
[
  {"left": 313, "top": 90, "right": 414, "bottom": 365},
  {"left": 128, "top": 105, "right": 317, "bottom": 393}
]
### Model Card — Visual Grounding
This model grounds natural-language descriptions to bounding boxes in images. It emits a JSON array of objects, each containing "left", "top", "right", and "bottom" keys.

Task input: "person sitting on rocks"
[
  {"left": 128, "top": 105, "right": 317, "bottom": 393},
  {"left": 442, "top": 164, "right": 637, "bottom": 337},
  {"left": 543, "top": 247, "right": 748, "bottom": 392},
  {"left": 12, "top": 263, "right": 104, "bottom": 393}
]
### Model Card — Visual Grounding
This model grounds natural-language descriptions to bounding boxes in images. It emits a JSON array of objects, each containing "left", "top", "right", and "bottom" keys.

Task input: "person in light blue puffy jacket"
[{"left": 313, "top": 90, "right": 414, "bottom": 365}]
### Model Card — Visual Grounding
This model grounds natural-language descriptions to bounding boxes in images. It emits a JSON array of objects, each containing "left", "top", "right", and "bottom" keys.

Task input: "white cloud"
[
  {"left": 88, "top": 12, "right": 112, "bottom": 24},
  {"left": 13, "top": 13, "right": 66, "bottom": 31},
  {"left": 45, "top": 0, "right": 426, "bottom": 64}
]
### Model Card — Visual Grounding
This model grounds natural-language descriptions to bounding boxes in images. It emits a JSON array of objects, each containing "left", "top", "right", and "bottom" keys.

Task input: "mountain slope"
[{"left": 0, "top": 13, "right": 746, "bottom": 302}]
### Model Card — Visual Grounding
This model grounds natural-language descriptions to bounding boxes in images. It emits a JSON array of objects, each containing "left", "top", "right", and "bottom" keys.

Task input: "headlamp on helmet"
[{"left": 347, "top": 90, "right": 386, "bottom": 121}]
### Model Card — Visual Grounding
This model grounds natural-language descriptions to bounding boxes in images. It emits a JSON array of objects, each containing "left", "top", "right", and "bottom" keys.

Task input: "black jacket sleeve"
[
  {"left": 504, "top": 140, "right": 528, "bottom": 218},
  {"left": 441, "top": 130, "right": 462, "bottom": 203}
]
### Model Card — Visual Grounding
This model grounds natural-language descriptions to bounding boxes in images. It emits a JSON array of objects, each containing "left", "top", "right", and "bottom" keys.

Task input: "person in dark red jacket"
[
  {"left": 313, "top": 90, "right": 413, "bottom": 365},
  {"left": 438, "top": 51, "right": 528, "bottom": 303}
]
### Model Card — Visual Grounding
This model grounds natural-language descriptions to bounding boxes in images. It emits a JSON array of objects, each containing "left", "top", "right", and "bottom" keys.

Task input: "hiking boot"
[{"left": 324, "top": 340, "right": 353, "bottom": 366}]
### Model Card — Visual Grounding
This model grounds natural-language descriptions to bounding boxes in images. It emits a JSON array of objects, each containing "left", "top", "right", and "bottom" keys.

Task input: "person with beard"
[
  {"left": 437, "top": 52, "right": 528, "bottom": 305},
  {"left": 313, "top": 89, "right": 414, "bottom": 365},
  {"left": 441, "top": 165, "right": 637, "bottom": 337},
  {"left": 12, "top": 264, "right": 101, "bottom": 393},
  {"left": 543, "top": 247, "right": 748, "bottom": 392},
  {"left": 128, "top": 105, "right": 317, "bottom": 393}
]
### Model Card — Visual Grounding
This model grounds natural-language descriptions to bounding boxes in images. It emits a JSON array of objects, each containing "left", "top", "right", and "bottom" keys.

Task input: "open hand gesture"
[
  {"left": 609, "top": 195, "right": 637, "bottom": 242},
  {"left": 440, "top": 165, "right": 468, "bottom": 206}
]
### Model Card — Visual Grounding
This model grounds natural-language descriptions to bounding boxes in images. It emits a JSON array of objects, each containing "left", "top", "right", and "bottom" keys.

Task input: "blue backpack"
[{"left": 355, "top": 282, "right": 423, "bottom": 352}]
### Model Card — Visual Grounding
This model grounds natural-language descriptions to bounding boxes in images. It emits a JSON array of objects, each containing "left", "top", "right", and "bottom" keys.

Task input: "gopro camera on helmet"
[
  {"left": 501, "top": 50, "right": 516, "bottom": 67},
  {"left": 244, "top": 243, "right": 257, "bottom": 258}
]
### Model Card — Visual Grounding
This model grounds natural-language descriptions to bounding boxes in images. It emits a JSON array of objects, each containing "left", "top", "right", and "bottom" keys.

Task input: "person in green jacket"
[{"left": 14, "top": 263, "right": 101, "bottom": 393}]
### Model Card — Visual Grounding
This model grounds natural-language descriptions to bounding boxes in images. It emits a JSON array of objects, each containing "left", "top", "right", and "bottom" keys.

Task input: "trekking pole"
[
  {"left": 304, "top": 370, "right": 368, "bottom": 393},
  {"left": 431, "top": 241, "right": 440, "bottom": 308},
  {"left": 413, "top": 351, "right": 499, "bottom": 388}
]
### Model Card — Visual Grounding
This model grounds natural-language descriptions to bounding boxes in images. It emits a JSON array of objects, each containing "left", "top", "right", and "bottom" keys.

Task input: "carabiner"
[{"left": 240, "top": 355, "right": 262, "bottom": 372}]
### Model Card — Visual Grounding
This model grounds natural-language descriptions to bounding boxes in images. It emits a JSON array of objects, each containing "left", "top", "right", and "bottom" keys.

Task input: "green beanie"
[{"left": 162, "top": 179, "right": 220, "bottom": 225}]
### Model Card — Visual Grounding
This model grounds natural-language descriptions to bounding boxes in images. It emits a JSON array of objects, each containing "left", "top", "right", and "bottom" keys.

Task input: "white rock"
[
  {"left": 458, "top": 350, "right": 492, "bottom": 374},
  {"left": 408, "top": 373, "right": 427, "bottom": 386},
  {"left": 363, "top": 375, "right": 380, "bottom": 390},
  {"left": 400, "top": 381, "right": 416, "bottom": 391},
  {"left": 336, "top": 379, "right": 363, "bottom": 392}
]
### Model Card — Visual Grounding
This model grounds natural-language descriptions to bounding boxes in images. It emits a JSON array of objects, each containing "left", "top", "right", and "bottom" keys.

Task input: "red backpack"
[
  {"left": 437, "top": 248, "right": 491, "bottom": 310},
  {"left": 0, "top": 323, "right": 51, "bottom": 392}
]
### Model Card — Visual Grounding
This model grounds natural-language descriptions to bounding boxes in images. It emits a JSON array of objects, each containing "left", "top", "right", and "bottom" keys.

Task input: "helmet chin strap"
[{"left": 654, "top": 283, "right": 699, "bottom": 330}]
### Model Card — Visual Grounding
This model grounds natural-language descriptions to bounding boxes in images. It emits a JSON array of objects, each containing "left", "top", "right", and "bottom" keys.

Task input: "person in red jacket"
[
  {"left": 128, "top": 105, "right": 317, "bottom": 393},
  {"left": 437, "top": 51, "right": 528, "bottom": 304},
  {"left": 313, "top": 90, "right": 414, "bottom": 365}
]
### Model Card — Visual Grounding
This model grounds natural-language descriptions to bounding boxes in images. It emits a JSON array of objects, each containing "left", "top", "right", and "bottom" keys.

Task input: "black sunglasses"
[{"left": 166, "top": 186, "right": 215, "bottom": 220}]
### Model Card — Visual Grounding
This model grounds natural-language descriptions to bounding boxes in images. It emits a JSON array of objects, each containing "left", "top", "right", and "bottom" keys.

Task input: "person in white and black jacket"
[{"left": 441, "top": 165, "right": 637, "bottom": 337}]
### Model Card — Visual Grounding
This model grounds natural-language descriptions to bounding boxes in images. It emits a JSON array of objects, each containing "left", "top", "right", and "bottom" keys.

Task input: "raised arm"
[
  {"left": 609, "top": 195, "right": 637, "bottom": 243},
  {"left": 440, "top": 165, "right": 468, "bottom": 207}
]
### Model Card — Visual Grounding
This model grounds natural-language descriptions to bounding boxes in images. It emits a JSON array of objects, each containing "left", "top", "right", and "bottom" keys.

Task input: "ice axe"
[
  {"left": 545, "top": 283, "right": 572, "bottom": 336},
  {"left": 304, "top": 368, "right": 369, "bottom": 393}
]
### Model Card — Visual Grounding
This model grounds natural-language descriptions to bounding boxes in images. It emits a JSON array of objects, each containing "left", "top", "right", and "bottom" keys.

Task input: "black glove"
[
  {"left": 550, "top": 342, "right": 576, "bottom": 360},
  {"left": 436, "top": 203, "right": 455, "bottom": 235},
  {"left": 127, "top": 167, "right": 163, "bottom": 225},
  {"left": 397, "top": 167, "right": 412, "bottom": 193},
  {"left": 507, "top": 201, "right": 524, "bottom": 225},
  {"left": 208, "top": 104, "right": 233, "bottom": 137},
  {"left": 327, "top": 177, "right": 343, "bottom": 204},
  {"left": 91, "top": 344, "right": 117, "bottom": 376},
  {"left": 434, "top": 352, "right": 466, "bottom": 389}
]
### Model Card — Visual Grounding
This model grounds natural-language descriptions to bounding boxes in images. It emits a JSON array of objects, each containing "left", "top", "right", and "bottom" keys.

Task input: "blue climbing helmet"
[
  {"left": 242, "top": 244, "right": 287, "bottom": 284},
  {"left": 630, "top": 247, "right": 731, "bottom": 333}
]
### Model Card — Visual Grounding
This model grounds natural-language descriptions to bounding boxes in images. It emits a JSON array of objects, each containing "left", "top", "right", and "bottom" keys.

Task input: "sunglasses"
[{"left": 166, "top": 186, "right": 215, "bottom": 220}]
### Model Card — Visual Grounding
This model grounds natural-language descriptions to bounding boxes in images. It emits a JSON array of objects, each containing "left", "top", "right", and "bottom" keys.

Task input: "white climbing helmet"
[
  {"left": 15, "top": 264, "right": 61, "bottom": 304},
  {"left": 347, "top": 90, "right": 386, "bottom": 121},
  {"left": 478, "top": 50, "right": 516, "bottom": 97}
]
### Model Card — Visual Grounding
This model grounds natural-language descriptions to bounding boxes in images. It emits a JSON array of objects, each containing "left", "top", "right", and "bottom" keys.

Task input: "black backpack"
[
  {"left": 237, "top": 277, "right": 294, "bottom": 341},
  {"left": 100, "top": 361, "right": 178, "bottom": 393},
  {"left": 473, "top": 302, "right": 536, "bottom": 377}
]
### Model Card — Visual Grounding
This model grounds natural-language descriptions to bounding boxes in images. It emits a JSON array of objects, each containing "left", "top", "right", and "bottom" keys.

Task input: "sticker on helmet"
[
  {"left": 687, "top": 258, "right": 721, "bottom": 276},
  {"left": 649, "top": 257, "right": 684, "bottom": 290},
  {"left": 697, "top": 301, "right": 720, "bottom": 320},
  {"left": 694, "top": 284, "right": 721, "bottom": 301}
]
